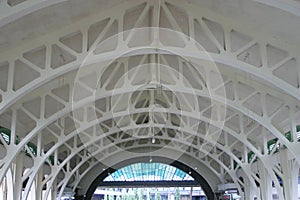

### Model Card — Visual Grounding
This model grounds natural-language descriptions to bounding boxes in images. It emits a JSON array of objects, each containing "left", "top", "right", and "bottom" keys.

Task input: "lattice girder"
[
  {"left": 18, "top": 104, "right": 251, "bottom": 198},
  {"left": 51, "top": 120, "right": 289, "bottom": 199},
  {"left": 15, "top": 91, "right": 292, "bottom": 199},
  {"left": 56, "top": 146, "right": 243, "bottom": 200},
  {"left": 0, "top": 0, "right": 300, "bottom": 113},
  {"left": 1, "top": 0, "right": 300, "bottom": 200},
  {"left": 1, "top": 0, "right": 300, "bottom": 29},
  {"left": 1, "top": 52, "right": 299, "bottom": 199}
]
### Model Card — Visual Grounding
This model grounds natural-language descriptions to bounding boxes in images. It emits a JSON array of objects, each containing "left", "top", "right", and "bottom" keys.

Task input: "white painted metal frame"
[{"left": 0, "top": 0, "right": 299, "bottom": 200}]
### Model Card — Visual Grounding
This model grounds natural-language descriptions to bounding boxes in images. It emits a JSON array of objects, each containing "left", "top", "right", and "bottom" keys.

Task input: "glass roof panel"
[{"left": 103, "top": 162, "right": 194, "bottom": 182}]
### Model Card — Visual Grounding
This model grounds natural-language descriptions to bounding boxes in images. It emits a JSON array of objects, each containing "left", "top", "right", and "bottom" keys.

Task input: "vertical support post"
[
  {"left": 291, "top": 162, "right": 299, "bottom": 200},
  {"left": 257, "top": 160, "right": 272, "bottom": 200},
  {"left": 244, "top": 175, "right": 259, "bottom": 200},
  {"left": 51, "top": 178, "right": 57, "bottom": 200},
  {"left": 13, "top": 153, "right": 24, "bottom": 200},
  {"left": 35, "top": 167, "right": 44, "bottom": 200},
  {"left": 3, "top": 177, "right": 7, "bottom": 200},
  {"left": 280, "top": 148, "right": 298, "bottom": 200},
  {"left": 10, "top": 109, "right": 17, "bottom": 145}
]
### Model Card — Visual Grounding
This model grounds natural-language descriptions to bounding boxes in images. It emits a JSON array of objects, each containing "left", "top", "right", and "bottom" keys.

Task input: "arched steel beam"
[
  {"left": 253, "top": 0, "right": 300, "bottom": 17},
  {"left": 2, "top": 81, "right": 297, "bottom": 190},
  {"left": 0, "top": 0, "right": 68, "bottom": 28},
  {"left": 25, "top": 115, "right": 254, "bottom": 198},
  {"left": 34, "top": 126, "right": 243, "bottom": 199},
  {"left": 1, "top": 0, "right": 300, "bottom": 115},
  {"left": 1, "top": 0, "right": 298, "bottom": 30},
  {"left": 1, "top": 43, "right": 299, "bottom": 114},
  {"left": 0, "top": 0, "right": 298, "bottom": 177},
  {"left": 53, "top": 133, "right": 240, "bottom": 197},
  {"left": 35, "top": 122, "right": 255, "bottom": 200},
  {"left": 51, "top": 141, "right": 242, "bottom": 200},
  {"left": 49, "top": 144, "right": 229, "bottom": 200},
  {"left": 21, "top": 104, "right": 262, "bottom": 200}
]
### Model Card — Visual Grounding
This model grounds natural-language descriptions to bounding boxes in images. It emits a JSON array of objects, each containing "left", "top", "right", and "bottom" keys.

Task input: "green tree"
[{"left": 175, "top": 188, "right": 180, "bottom": 200}]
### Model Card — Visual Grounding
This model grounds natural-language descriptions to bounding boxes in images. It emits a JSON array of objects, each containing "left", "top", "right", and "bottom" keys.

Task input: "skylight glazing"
[{"left": 103, "top": 163, "right": 194, "bottom": 182}]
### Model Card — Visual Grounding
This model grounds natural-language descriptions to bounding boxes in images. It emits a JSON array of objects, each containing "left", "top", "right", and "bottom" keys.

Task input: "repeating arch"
[
  {"left": 1, "top": 53, "right": 298, "bottom": 198},
  {"left": 21, "top": 109, "right": 282, "bottom": 199},
  {"left": 0, "top": 0, "right": 300, "bottom": 114},
  {"left": 0, "top": 1, "right": 300, "bottom": 200}
]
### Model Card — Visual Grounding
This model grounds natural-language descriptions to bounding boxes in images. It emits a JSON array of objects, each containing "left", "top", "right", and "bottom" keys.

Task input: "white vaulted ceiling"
[{"left": 0, "top": 0, "right": 299, "bottom": 199}]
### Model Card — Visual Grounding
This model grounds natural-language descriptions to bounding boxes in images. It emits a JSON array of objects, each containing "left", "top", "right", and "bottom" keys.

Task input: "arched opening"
[{"left": 81, "top": 157, "right": 215, "bottom": 200}]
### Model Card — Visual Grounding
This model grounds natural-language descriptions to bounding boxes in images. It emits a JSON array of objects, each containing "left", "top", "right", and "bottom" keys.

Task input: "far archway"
[{"left": 81, "top": 157, "right": 215, "bottom": 200}]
